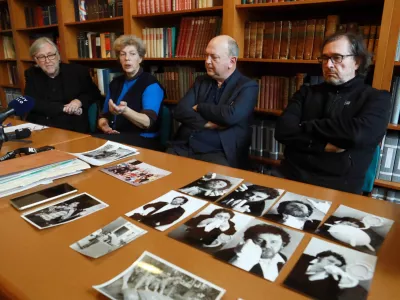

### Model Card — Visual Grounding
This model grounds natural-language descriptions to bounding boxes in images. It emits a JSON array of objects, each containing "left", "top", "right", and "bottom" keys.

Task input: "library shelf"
[
  {"left": 255, "top": 108, "right": 283, "bottom": 116},
  {"left": 16, "top": 24, "right": 58, "bottom": 32},
  {"left": 68, "top": 58, "right": 118, "bottom": 62},
  {"left": 144, "top": 57, "right": 205, "bottom": 61},
  {"left": 0, "top": 58, "right": 16, "bottom": 62},
  {"left": 0, "top": 83, "right": 19, "bottom": 88},
  {"left": 133, "top": 6, "right": 223, "bottom": 18},
  {"left": 236, "top": 0, "right": 374, "bottom": 10},
  {"left": 374, "top": 179, "right": 400, "bottom": 191},
  {"left": 0, "top": 29, "right": 12, "bottom": 33},
  {"left": 64, "top": 16, "right": 124, "bottom": 26},
  {"left": 239, "top": 58, "right": 320, "bottom": 64}
]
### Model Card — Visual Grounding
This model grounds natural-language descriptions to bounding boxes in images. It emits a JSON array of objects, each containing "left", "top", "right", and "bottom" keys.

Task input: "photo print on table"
[
  {"left": 101, "top": 159, "right": 171, "bottom": 187},
  {"left": 71, "top": 141, "right": 139, "bottom": 166},
  {"left": 168, "top": 203, "right": 254, "bottom": 254},
  {"left": 218, "top": 182, "right": 285, "bottom": 216},
  {"left": 315, "top": 205, "right": 394, "bottom": 255},
  {"left": 284, "top": 237, "right": 377, "bottom": 300},
  {"left": 93, "top": 251, "right": 225, "bottom": 300},
  {"left": 21, "top": 193, "right": 108, "bottom": 230},
  {"left": 213, "top": 219, "right": 304, "bottom": 282},
  {"left": 178, "top": 172, "right": 243, "bottom": 201},
  {"left": 125, "top": 190, "right": 207, "bottom": 231},
  {"left": 70, "top": 217, "right": 147, "bottom": 259},
  {"left": 263, "top": 192, "right": 332, "bottom": 232}
]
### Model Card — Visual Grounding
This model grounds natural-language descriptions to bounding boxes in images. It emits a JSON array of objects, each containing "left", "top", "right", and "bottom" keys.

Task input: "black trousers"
[{"left": 166, "top": 144, "right": 229, "bottom": 166}]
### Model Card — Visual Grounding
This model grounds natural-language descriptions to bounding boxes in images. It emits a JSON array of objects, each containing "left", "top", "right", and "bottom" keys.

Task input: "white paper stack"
[{"left": 0, "top": 159, "right": 90, "bottom": 198}]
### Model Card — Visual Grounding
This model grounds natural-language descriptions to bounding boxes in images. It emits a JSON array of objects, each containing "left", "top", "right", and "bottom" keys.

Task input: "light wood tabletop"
[{"left": 0, "top": 135, "right": 399, "bottom": 300}]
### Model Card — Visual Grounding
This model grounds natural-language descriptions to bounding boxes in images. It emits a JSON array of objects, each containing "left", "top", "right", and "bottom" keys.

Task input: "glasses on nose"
[
  {"left": 35, "top": 53, "right": 57, "bottom": 62},
  {"left": 317, "top": 54, "right": 355, "bottom": 64}
]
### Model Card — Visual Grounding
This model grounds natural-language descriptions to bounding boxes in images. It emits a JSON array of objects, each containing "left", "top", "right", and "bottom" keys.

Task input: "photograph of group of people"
[
  {"left": 93, "top": 251, "right": 225, "bottom": 300},
  {"left": 101, "top": 159, "right": 171, "bottom": 186}
]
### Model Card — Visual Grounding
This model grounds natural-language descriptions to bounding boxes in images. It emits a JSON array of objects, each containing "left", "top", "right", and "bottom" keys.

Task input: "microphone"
[
  {"left": 4, "top": 128, "right": 31, "bottom": 141},
  {"left": 0, "top": 96, "right": 35, "bottom": 123}
]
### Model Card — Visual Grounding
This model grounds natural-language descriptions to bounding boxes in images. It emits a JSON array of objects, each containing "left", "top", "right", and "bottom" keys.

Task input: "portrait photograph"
[
  {"left": 73, "top": 141, "right": 139, "bottom": 166},
  {"left": 213, "top": 219, "right": 304, "bottom": 282},
  {"left": 168, "top": 204, "right": 254, "bottom": 254},
  {"left": 263, "top": 192, "right": 332, "bottom": 232},
  {"left": 316, "top": 205, "right": 394, "bottom": 255},
  {"left": 125, "top": 190, "right": 207, "bottom": 231},
  {"left": 284, "top": 237, "right": 377, "bottom": 300},
  {"left": 21, "top": 193, "right": 108, "bottom": 230},
  {"left": 101, "top": 159, "right": 171, "bottom": 187},
  {"left": 178, "top": 172, "right": 243, "bottom": 202},
  {"left": 93, "top": 251, "right": 226, "bottom": 300},
  {"left": 218, "top": 182, "right": 285, "bottom": 217},
  {"left": 70, "top": 217, "right": 147, "bottom": 258}
]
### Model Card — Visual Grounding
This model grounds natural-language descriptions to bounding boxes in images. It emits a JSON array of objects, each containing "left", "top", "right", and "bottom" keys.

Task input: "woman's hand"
[
  {"left": 98, "top": 117, "right": 119, "bottom": 134},
  {"left": 109, "top": 99, "right": 128, "bottom": 115}
]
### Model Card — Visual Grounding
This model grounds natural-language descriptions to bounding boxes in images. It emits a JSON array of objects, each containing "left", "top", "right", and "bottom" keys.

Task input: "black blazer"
[
  {"left": 25, "top": 63, "right": 102, "bottom": 133},
  {"left": 132, "top": 202, "right": 185, "bottom": 227},
  {"left": 172, "top": 70, "right": 259, "bottom": 168}
]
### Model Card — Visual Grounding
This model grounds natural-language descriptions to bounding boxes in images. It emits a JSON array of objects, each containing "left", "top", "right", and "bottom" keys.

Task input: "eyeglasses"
[
  {"left": 35, "top": 53, "right": 57, "bottom": 62},
  {"left": 317, "top": 54, "right": 355, "bottom": 64}
]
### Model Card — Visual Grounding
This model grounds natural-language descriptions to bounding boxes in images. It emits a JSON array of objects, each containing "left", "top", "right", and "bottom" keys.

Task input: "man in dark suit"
[
  {"left": 215, "top": 224, "right": 290, "bottom": 281},
  {"left": 131, "top": 196, "right": 188, "bottom": 228},
  {"left": 265, "top": 200, "right": 320, "bottom": 231},
  {"left": 25, "top": 37, "right": 102, "bottom": 133},
  {"left": 167, "top": 35, "right": 259, "bottom": 168},
  {"left": 284, "top": 251, "right": 368, "bottom": 300}
]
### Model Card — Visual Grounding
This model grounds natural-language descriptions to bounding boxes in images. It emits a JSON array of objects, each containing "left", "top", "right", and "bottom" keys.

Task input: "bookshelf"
[{"left": 1, "top": 0, "right": 399, "bottom": 192}]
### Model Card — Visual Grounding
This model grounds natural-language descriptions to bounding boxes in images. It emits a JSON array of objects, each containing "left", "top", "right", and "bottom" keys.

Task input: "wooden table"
[{"left": 0, "top": 134, "right": 399, "bottom": 300}]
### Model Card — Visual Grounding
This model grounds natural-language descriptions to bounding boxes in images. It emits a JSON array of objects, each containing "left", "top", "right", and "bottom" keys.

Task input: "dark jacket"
[
  {"left": 25, "top": 63, "right": 102, "bottom": 133},
  {"left": 275, "top": 76, "right": 391, "bottom": 194},
  {"left": 172, "top": 70, "right": 259, "bottom": 168},
  {"left": 132, "top": 201, "right": 185, "bottom": 227}
]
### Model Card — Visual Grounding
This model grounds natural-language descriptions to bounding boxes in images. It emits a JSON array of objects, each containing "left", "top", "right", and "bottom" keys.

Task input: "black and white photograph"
[
  {"left": 101, "top": 159, "right": 171, "bottom": 186},
  {"left": 70, "top": 217, "right": 147, "bottom": 258},
  {"left": 213, "top": 219, "right": 304, "bottom": 282},
  {"left": 316, "top": 205, "right": 394, "bottom": 255},
  {"left": 93, "top": 251, "right": 225, "bottom": 300},
  {"left": 125, "top": 190, "right": 207, "bottom": 231},
  {"left": 178, "top": 172, "right": 243, "bottom": 201},
  {"left": 263, "top": 192, "right": 332, "bottom": 232},
  {"left": 168, "top": 204, "right": 254, "bottom": 254},
  {"left": 21, "top": 193, "right": 108, "bottom": 230},
  {"left": 218, "top": 182, "right": 284, "bottom": 216},
  {"left": 72, "top": 141, "right": 139, "bottom": 166},
  {"left": 284, "top": 237, "right": 377, "bottom": 300}
]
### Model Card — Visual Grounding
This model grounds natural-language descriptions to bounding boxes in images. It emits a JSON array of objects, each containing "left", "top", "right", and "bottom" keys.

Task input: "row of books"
[
  {"left": 244, "top": 16, "right": 380, "bottom": 60},
  {"left": 389, "top": 77, "right": 400, "bottom": 125},
  {"left": 73, "top": 0, "right": 123, "bottom": 22},
  {"left": 88, "top": 68, "right": 123, "bottom": 96},
  {"left": 2, "top": 63, "right": 19, "bottom": 86},
  {"left": 0, "top": 6, "right": 11, "bottom": 30},
  {"left": 137, "top": 0, "right": 222, "bottom": 14},
  {"left": 241, "top": 0, "right": 302, "bottom": 3},
  {"left": 24, "top": 5, "right": 58, "bottom": 27},
  {"left": 250, "top": 120, "right": 284, "bottom": 160},
  {"left": 395, "top": 33, "right": 400, "bottom": 62},
  {"left": 77, "top": 32, "right": 120, "bottom": 59},
  {"left": 152, "top": 66, "right": 206, "bottom": 100},
  {"left": 376, "top": 132, "right": 400, "bottom": 183},
  {"left": 0, "top": 36, "right": 15, "bottom": 59},
  {"left": 371, "top": 187, "right": 400, "bottom": 204},
  {"left": 3, "top": 88, "right": 22, "bottom": 105},
  {"left": 256, "top": 74, "right": 324, "bottom": 111}
]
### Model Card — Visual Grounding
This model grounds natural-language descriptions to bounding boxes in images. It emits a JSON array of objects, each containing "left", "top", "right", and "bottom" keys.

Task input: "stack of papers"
[
  {"left": 0, "top": 159, "right": 90, "bottom": 198},
  {"left": 3, "top": 123, "right": 48, "bottom": 134}
]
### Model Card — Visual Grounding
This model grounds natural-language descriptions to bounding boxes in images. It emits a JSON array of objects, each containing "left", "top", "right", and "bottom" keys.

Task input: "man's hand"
[
  {"left": 193, "top": 104, "right": 198, "bottom": 112},
  {"left": 98, "top": 117, "right": 119, "bottom": 134},
  {"left": 325, "top": 143, "right": 345, "bottom": 153},
  {"left": 63, "top": 99, "right": 82, "bottom": 115},
  {"left": 109, "top": 99, "right": 128, "bottom": 115},
  {"left": 204, "top": 121, "right": 225, "bottom": 130}
]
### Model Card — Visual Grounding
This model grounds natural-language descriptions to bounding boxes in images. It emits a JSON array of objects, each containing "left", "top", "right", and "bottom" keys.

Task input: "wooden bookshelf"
[
  {"left": 68, "top": 58, "right": 118, "bottom": 62},
  {"left": 145, "top": 57, "right": 205, "bottom": 61},
  {"left": 163, "top": 99, "right": 178, "bottom": 105},
  {"left": 133, "top": 6, "right": 223, "bottom": 18},
  {"left": 249, "top": 156, "right": 282, "bottom": 166},
  {"left": 0, "top": 59, "right": 16, "bottom": 62},
  {"left": 374, "top": 179, "right": 400, "bottom": 191},
  {"left": 395, "top": 62, "right": 400, "bottom": 67},
  {"left": 387, "top": 123, "right": 400, "bottom": 130},
  {"left": 0, "top": 83, "right": 19, "bottom": 88},
  {"left": 16, "top": 24, "right": 58, "bottom": 32},
  {"left": 236, "top": 0, "right": 355, "bottom": 9},
  {"left": 0, "top": 29, "right": 12, "bottom": 33},
  {"left": 254, "top": 108, "right": 283, "bottom": 116},
  {"left": 64, "top": 16, "right": 124, "bottom": 26},
  {"left": 239, "top": 58, "right": 320, "bottom": 64}
]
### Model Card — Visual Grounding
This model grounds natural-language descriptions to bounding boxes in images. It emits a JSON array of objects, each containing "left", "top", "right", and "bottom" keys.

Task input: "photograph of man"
[
  {"left": 214, "top": 220, "right": 304, "bottom": 282},
  {"left": 263, "top": 192, "right": 332, "bottom": 232},
  {"left": 316, "top": 205, "right": 394, "bottom": 255},
  {"left": 274, "top": 32, "right": 391, "bottom": 194},
  {"left": 125, "top": 190, "right": 207, "bottom": 231},
  {"left": 93, "top": 251, "right": 225, "bottom": 300},
  {"left": 284, "top": 237, "right": 377, "bottom": 300},
  {"left": 22, "top": 193, "right": 108, "bottom": 229},
  {"left": 168, "top": 204, "right": 254, "bottom": 254},
  {"left": 218, "top": 183, "right": 284, "bottom": 216},
  {"left": 179, "top": 172, "right": 242, "bottom": 201}
]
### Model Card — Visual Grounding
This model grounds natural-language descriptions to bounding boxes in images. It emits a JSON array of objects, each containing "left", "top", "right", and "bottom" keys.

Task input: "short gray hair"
[
  {"left": 227, "top": 37, "right": 239, "bottom": 57},
  {"left": 113, "top": 35, "right": 146, "bottom": 58},
  {"left": 29, "top": 37, "right": 58, "bottom": 57}
]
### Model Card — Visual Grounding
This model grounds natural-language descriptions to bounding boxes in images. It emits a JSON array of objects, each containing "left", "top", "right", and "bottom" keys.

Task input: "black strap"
[{"left": 0, "top": 145, "right": 55, "bottom": 162}]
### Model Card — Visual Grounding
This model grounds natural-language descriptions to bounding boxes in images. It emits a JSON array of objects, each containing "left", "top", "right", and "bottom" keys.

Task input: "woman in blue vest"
[{"left": 96, "top": 35, "right": 165, "bottom": 151}]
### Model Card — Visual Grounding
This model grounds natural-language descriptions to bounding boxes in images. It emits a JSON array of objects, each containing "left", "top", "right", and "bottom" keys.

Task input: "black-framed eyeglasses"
[
  {"left": 35, "top": 53, "right": 57, "bottom": 62},
  {"left": 317, "top": 54, "right": 355, "bottom": 64}
]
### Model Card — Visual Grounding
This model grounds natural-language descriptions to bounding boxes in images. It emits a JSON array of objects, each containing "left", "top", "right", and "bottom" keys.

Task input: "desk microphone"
[
  {"left": 0, "top": 96, "right": 35, "bottom": 123},
  {"left": 4, "top": 128, "right": 32, "bottom": 141}
]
